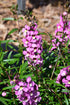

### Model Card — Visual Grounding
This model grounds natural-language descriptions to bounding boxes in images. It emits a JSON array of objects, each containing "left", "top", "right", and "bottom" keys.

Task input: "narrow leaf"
[
  {"left": 3, "top": 85, "right": 15, "bottom": 90},
  {"left": 2, "top": 17, "right": 15, "bottom": 21},
  {"left": 8, "top": 28, "right": 18, "bottom": 35}
]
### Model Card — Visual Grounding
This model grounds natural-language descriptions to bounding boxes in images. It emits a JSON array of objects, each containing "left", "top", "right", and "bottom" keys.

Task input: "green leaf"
[
  {"left": 0, "top": 97, "right": 8, "bottom": 105},
  {"left": 8, "top": 28, "right": 18, "bottom": 35},
  {"left": 62, "top": 89, "right": 69, "bottom": 93},
  {"left": 14, "top": 53, "right": 22, "bottom": 58},
  {"left": 19, "top": 17, "right": 23, "bottom": 20},
  {"left": 19, "top": 61, "right": 28, "bottom": 74},
  {"left": 22, "top": 73, "right": 33, "bottom": 78},
  {"left": 3, "top": 85, "right": 15, "bottom": 90},
  {"left": 0, "top": 97, "right": 12, "bottom": 105},
  {"left": 47, "top": 32, "right": 52, "bottom": 40},
  {"left": 38, "top": 32, "right": 47, "bottom": 35},
  {"left": 0, "top": 68, "right": 3, "bottom": 74},
  {"left": 19, "top": 61, "right": 29, "bottom": 79},
  {"left": 46, "top": 80, "right": 66, "bottom": 89},
  {"left": 64, "top": 94, "right": 69, "bottom": 105},
  {"left": 0, "top": 80, "right": 9, "bottom": 85},
  {"left": 2, "top": 17, "right": 15, "bottom": 21},
  {"left": 8, "top": 51, "right": 13, "bottom": 59},
  {"left": 3, "top": 58, "right": 19, "bottom": 64},
  {"left": 0, "top": 40, "right": 14, "bottom": 44}
]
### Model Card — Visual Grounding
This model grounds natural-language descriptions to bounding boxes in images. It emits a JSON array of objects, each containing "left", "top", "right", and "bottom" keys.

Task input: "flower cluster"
[
  {"left": 22, "top": 23, "right": 43, "bottom": 66},
  {"left": 11, "top": 76, "right": 41, "bottom": 105},
  {"left": 51, "top": 12, "right": 70, "bottom": 51},
  {"left": 56, "top": 66, "right": 70, "bottom": 90}
]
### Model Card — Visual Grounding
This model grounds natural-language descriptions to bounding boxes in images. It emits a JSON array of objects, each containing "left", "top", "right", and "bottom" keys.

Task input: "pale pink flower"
[{"left": 2, "top": 92, "right": 6, "bottom": 96}]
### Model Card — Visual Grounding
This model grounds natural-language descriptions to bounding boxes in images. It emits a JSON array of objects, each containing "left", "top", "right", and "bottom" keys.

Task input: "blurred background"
[{"left": 0, "top": 0, "right": 70, "bottom": 44}]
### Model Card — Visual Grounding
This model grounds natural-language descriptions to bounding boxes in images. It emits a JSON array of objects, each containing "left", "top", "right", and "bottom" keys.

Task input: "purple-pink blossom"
[
  {"left": 22, "top": 23, "right": 43, "bottom": 66},
  {"left": 2, "top": 91, "right": 6, "bottom": 97},
  {"left": 56, "top": 66, "right": 70, "bottom": 93},
  {"left": 51, "top": 12, "right": 70, "bottom": 51},
  {"left": 11, "top": 76, "right": 41, "bottom": 105}
]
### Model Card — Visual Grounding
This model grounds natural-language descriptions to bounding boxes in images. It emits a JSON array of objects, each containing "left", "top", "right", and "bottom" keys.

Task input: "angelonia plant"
[
  {"left": 51, "top": 12, "right": 70, "bottom": 51},
  {"left": 22, "top": 23, "right": 43, "bottom": 67},
  {"left": 50, "top": 12, "right": 70, "bottom": 94},
  {"left": 10, "top": 76, "right": 41, "bottom": 105}
]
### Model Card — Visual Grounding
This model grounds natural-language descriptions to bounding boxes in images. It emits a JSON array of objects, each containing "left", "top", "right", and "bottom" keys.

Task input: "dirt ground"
[{"left": 0, "top": 0, "right": 69, "bottom": 45}]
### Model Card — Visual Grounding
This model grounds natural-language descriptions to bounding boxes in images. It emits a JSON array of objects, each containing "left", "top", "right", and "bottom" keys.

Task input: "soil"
[{"left": 0, "top": 0, "right": 69, "bottom": 45}]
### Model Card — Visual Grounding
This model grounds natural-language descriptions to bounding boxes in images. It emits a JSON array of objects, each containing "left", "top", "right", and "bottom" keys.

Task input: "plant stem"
[{"left": 50, "top": 52, "right": 59, "bottom": 79}]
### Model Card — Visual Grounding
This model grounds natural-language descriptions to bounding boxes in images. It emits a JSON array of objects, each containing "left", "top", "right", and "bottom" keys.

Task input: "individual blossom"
[
  {"left": 10, "top": 75, "right": 19, "bottom": 85},
  {"left": 63, "top": 11, "right": 67, "bottom": 16},
  {"left": 22, "top": 23, "right": 43, "bottom": 67},
  {"left": 56, "top": 66, "right": 70, "bottom": 94},
  {"left": 22, "top": 24, "right": 30, "bottom": 37},
  {"left": 49, "top": 65, "right": 52, "bottom": 69},
  {"left": 2, "top": 91, "right": 6, "bottom": 97}
]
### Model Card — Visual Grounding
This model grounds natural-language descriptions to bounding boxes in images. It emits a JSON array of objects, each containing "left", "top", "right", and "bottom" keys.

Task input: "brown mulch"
[{"left": 0, "top": 0, "right": 68, "bottom": 46}]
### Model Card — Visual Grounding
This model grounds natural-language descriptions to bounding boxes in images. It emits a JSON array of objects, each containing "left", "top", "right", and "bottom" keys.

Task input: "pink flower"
[
  {"left": 26, "top": 77, "right": 31, "bottom": 83},
  {"left": 2, "top": 92, "right": 6, "bottom": 96},
  {"left": 15, "top": 90, "right": 23, "bottom": 96},
  {"left": 14, "top": 85, "right": 20, "bottom": 90},
  {"left": 51, "top": 47, "right": 56, "bottom": 51},
  {"left": 63, "top": 12, "right": 67, "bottom": 16},
  {"left": 25, "top": 24, "right": 30, "bottom": 30},
  {"left": 18, "top": 81, "right": 24, "bottom": 86},
  {"left": 60, "top": 70, "right": 67, "bottom": 76},
  {"left": 66, "top": 75, "right": 70, "bottom": 80},
  {"left": 62, "top": 78, "right": 68, "bottom": 84},
  {"left": 49, "top": 65, "right": 52, "bottom": 68},
  {"left": 22, "top": 38, "right": 28, "bottom": 47},
  {"left": 23, "top": 51, "right": 27, "bottom": 55}
]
